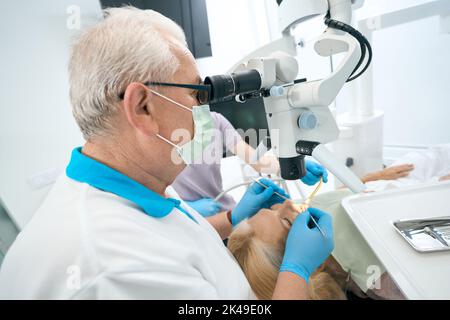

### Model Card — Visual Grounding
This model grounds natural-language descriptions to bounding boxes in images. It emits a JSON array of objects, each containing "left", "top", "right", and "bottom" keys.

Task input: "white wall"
[
  {"left": 372, "top": 15, "right": 450, "bottom": 146},
  {"left": 196, "top": 0, "right": 276, "bottom": 76},
  {"left": 337, "top": 0, "right": 450, "bottom": 146},
  {"left": 197, "top": 0, "right": 333, "bottom": 78},
  {"left": 0, "top": 1, "right": 102, "bottom": 228}
]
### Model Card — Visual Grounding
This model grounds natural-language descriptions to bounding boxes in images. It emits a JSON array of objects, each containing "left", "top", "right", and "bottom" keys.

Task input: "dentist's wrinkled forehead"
[{"left": 168, "top": 36, "right": 201, "bottom": 84}]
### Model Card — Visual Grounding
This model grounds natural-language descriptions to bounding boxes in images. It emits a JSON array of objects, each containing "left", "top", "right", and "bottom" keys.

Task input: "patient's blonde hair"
[{"left": 228, "top": 222, "right": 346, "bottom": 300}]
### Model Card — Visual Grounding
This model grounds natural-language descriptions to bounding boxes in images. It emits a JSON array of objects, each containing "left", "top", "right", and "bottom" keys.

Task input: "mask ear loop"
[
  {"left": 149, "top": 89, "right": 191, "bottom": 150},
  {"left": 155, "top": 132, "right": 179, "bottom": 149},
  {"left": 149, "top": 89, "right": 192, "bottom": 113},
  {"left": 154, "top": 132, "right": 185, "bottom": 165}
]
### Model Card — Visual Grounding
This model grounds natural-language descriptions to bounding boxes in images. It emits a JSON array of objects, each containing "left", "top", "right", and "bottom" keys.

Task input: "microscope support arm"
[
  {"left": 283, "top": 31, "right": 366, "bottom": 193},
  {"left": 312, "top": 144, "right": 366, "bottom": 193},
  {"left": 287, "top": 32, "right": 361, "bottom": 109},
  {"left": 207, "top": 0, "right": 370, "bottom": 192}
]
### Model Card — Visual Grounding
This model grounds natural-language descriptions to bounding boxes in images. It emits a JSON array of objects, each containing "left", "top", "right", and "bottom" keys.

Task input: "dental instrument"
[{"left": 251, "top": 177, "right": 326, "bottom": 237}]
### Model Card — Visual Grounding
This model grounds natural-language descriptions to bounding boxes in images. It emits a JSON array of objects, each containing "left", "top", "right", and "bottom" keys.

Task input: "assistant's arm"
[
  {"left": 232, "top": 139, "right": 280, "bottom": 174},
  {"left": 206, "top": 211, "right": 232, "bottom": 240}
]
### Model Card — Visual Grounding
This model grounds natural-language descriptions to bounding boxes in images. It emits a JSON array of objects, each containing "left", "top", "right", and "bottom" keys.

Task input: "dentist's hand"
[
  {"left": 231, "top": 178, "right": 289, "bottom": 226},
  {"left": 185, "top": 198, "right": 222, "bottom": 217},
  {"left": 280, "top": 208, "right": 334, "bottom": 283},
  {"left": 301, "top": 160, "right": 328, "bottom": 185}
]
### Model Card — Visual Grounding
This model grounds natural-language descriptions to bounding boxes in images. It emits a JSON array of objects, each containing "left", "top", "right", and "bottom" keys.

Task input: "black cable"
[
  {"left": 348, "top": 36, "right": 372, "bottom": 81},
  {"left": 349, "top": 39, "right": 366, "bottom": 79},
  {"left": 325, "top": 18, "right": 367, "bottom": 80},
  {"left": 325, "top": 17, "right": 372, "bottom": 82},
  {"left": 325, "top": 17, "right": 370, "bottom": 81},
  {"left": 324, "top": 16, "right": 373, "bottom": 82}
]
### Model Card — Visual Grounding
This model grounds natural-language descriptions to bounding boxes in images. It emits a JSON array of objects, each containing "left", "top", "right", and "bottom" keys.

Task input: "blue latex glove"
[
  {"left": 185, "top": 198, "right": 222, "bottom": 217},
  {"left": 231, "top": 178, "right": 290, "bottom": 226},
  {"left": 301, "top": 160, "right": 328, "bottom": 185},
  {"left": 280, "top": 208, "right": 334, "bottom": 283}
]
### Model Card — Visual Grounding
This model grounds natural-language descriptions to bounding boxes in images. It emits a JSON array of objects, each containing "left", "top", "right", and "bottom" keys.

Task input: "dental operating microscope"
[{"left": 205, "top": 0, "right": 371, "bottom": 193}]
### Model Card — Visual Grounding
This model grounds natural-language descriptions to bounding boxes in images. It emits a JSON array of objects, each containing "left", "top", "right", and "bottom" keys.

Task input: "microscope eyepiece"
[{"left": 204, "top": 70, "right": 262, "bottom": 104}]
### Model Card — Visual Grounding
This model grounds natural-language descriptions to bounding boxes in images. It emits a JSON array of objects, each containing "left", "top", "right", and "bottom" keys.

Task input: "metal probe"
[{"left": 251, "top": 178, "right": 327, "bottom": 238}]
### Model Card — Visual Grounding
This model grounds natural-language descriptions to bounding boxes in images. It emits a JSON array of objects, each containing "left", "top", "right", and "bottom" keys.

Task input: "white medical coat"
[{"left": 0, "top": 175, "right": 255, "bottom": 299}]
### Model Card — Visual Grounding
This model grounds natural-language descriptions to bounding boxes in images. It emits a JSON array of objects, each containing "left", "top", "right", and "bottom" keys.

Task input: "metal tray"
[
  {"left": 392, "top": 217, "right": 450, "bottom": 253},
  {"left": 342, "top": 181, "right": 450, "bottom": 299}
]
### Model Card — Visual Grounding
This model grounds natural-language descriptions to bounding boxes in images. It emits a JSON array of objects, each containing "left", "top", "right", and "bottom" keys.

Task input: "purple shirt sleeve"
[
  {"left": 212, "top": 112, "right": 243, "bottom": 153},
  {"left": 170, "top": 112, "right": 243, "bottom": 211}
]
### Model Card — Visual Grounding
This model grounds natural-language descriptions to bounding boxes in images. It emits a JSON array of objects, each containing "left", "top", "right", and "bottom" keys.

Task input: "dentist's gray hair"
[{"left": 68, "top": 6, "right": 187, "bottom": 140}]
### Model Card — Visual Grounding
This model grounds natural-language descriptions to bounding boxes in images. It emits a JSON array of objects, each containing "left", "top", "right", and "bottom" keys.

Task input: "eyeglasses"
[{"left": 119, "top": 81, "right": 212, "bottom": 104}]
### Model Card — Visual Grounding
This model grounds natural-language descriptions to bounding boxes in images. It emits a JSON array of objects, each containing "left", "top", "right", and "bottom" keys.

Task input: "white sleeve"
[
  {"left": 391, "top": 146, "right": 450, "bottom": 181},
  {"left": 91, "top": 268, "right": 220, "bottom": 299}
]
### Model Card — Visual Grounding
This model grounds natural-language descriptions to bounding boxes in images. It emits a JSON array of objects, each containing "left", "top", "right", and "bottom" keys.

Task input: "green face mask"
[{"left": 151, "top": 90, "right": 214, "bottom": 165}]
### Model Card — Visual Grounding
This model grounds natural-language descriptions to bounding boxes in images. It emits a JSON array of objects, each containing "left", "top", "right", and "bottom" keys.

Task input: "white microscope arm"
[
  {"left": 253, "top": 1, "right": 366, "bottom": 192},
  {"left": 286, "top": 30, "right": 367, "bottom": 193},
  {"left": 263, "top": 28, "right": 366, "bottom": 193},
  {"left": 288, "top": 31, "right": 362, "bottom": 109},
  {"left": 226, "top": 0, "right": 368, "bottom": 192}
]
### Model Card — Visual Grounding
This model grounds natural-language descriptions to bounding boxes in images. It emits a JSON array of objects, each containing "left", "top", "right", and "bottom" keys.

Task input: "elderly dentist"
[{"left": 0, "top": 7, "right": 334, "bottom": 299}]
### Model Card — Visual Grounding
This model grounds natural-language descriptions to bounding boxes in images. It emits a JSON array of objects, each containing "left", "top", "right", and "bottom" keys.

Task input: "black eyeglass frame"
[{"left": 119, "top": 81, "right": 212, "bottom": 104}]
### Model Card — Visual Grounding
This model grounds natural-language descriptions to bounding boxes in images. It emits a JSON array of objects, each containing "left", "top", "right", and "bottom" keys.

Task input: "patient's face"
[{"left": 247, "top": 200, "right": 301, "bottom": 248}]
